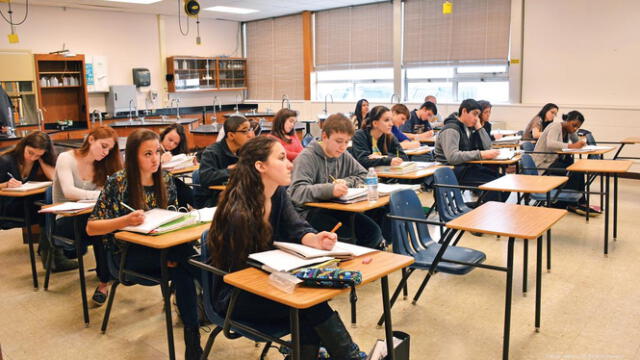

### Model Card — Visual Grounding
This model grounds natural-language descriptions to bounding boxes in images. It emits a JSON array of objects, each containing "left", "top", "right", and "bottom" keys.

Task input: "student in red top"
[{"left": 270, "top": 108, "right": 304, "bottom": 161}]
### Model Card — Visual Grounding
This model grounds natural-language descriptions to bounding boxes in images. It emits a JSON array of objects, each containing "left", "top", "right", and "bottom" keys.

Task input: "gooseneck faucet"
[
  {"left": 323, "top": 94, "right": 334, "bottom": 115},
  {"left": 234, "top": 94, "right": 242, "bottom": 114},
  {"left": 281, "top": 94, "right": 290, "bottom": 110},
  {"left": 170, "top": 98, "right": 181, "bottom": 119},
  {"left": 390, "top": 93, "right": 401, "bottom": 104},
  {"left": 128, "top": 99, "right": 137, "bottom": 123}
]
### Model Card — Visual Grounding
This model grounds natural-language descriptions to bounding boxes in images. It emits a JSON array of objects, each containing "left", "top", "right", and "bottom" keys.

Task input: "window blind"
[
  {"left": 315, "top": 2, "right": 393, "bottom": 71},
  {"left": 403, "top": 0, "right": 511, "bottom": 67},
  {"left": 246, "top": 14, "right": 304, "bottom": 100}
]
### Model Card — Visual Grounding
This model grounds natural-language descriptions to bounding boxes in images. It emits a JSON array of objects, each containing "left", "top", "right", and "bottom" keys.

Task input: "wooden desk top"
[
  {"left": 305, "top": 196, "right": 389, "bottom": 213},
  {"left": 468, "top": 154, "right": 522, "bottom": 165},
  {"left": 170, "top": 165, "right": 199, "bottom": 175},
  {"left": 115, "top": 223, "right": 210, "bottom": 249},
  {"left": 478, "top": 174, "right": 568, "bottom": 194},
  {"left": 41, "top": 203, "right": 93, "bottom": 217},
  {"left": 557, "top": 147, "right": 615, "bottom": 156},
  {"left": 446, "top": 201, "right": 567, "bottom": 240},
  {"left": 492, "top": 143, "right": 520, "bottom": 149},
  {"left": 419, "top": 136, "right": 436, "bottom": 145},
  {"left": 376, "top": 165, "right": 448, "bottom": 180},
  {"left": 621, "top": 137, "right": 640, "bottom": 144},
  {"left": 404, "top": 147, "right": 431, "bottom": 156},
  {"left": 567, "top": 159, "right": 633, "bottom": 173},
  {"left": 209, "top": 185, "right": 226, "bottom": 191},
  {"left": 224, "top": 251, "right": 414, "bottom": 309},
  {"left": 0, "top": 187, "right": 48, "bottom": 197}
]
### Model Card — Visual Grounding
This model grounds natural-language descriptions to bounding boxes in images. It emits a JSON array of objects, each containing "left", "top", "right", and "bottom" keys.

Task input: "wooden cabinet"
[
  {"left": 167, "top": 56, "right": 247, "bottom": 93},
  {"left": 34, "top": 54, "right": 89, "bottom": 129},
  {"left": 0, "top": 81, "right": 38, "bottom": 127}
]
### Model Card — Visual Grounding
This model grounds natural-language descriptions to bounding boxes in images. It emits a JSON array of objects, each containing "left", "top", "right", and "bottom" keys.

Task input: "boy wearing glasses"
[{"left": 196, "top": 115, "right": 255, "bottom": 207}]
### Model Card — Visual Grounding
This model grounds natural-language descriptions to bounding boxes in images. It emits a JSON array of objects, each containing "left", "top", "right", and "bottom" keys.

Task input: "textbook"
[
  {"left": 273, "top": 241, "right": 375, "bottom": 260},
  {"left": 161, "top": 154, "right": 195, "bottom": 170},
  {"left": 248, "top": 249, "right": 334, "bottom": 272},
  {"left": 335, "top": 188, "right": 368, "bottom": 203},
  {"left": 3, "top": 181, "right": 52, "bottom": 192},
  {"left": 377, "top": 183, "right": 421, "bottom": 196},
  {"left": 121, "top": 208, "right": 188, "bottom": 234},
  {"left": 39, "top": 202, "right": 95, "bottom": 214},
  {"left": 149, "top": 207, "right": 216, "bottom": 235},
  {"left": 494, "top": 148, "right": 518, "bottom": 160},
  {"left": 561, "top": 145, "right": 614, "bottom": 153}
]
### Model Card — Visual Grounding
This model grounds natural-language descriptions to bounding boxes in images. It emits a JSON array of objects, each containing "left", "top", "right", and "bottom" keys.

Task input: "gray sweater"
[
  {"left": 288, "top": 141, "right": 367, "bottom": 218},
  {"left": 434, "top": 113, "right": 492, "bottom": 165},
  {"left": 532, "top": 122, "right": 579, "bottom": 173}
]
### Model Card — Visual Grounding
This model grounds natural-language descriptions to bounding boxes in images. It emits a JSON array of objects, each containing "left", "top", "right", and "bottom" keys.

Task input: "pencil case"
[{"left": 292, "top": 268, "right": 362, "bottom": 288}]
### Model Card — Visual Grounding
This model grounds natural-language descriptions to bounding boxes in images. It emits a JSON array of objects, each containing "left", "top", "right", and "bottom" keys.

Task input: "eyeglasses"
[{"left": 231, "top": 128, "right": 255, "bottom": 134}]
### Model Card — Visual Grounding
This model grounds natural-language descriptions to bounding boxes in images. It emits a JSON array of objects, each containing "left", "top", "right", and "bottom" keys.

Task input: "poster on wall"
[{"left": 86, "top": 55, "right": 109, "bottom": 92}]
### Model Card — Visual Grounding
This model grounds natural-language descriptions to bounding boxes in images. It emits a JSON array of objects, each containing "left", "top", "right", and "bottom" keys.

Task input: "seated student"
[
  {"left": 270, "top": 108, "right": 303, "bottom": 161},
  {"left": 350, "top": 105, "right": 408, "bottom": 169},
  {"left": 350, "top": 98, "right": 369, "bottom": 130},
  {"left": 208, "top": 135, "right": 366, "bottom": 360},
  {"left": 86, "top": 129, "right": 202, "bottom": 359},
  {"left": 0, "top": 132, "right": 69, "bottom": 268},
  {"left": 477, "top": 100, "right": 503, "bottom": 142},
  {"left": 160, "top": 124, "right": 195, "bottom": 208},
  {"left": 53, "top": 126, "right": 122, "bottom": 304},
  {"left": 399, "top": 101, "right": 438, "bottom": 141},
  {"left": 532, "top": 111, "right": 594, "bottom": 214},
  {"left": 425, "top": 95, "right": 444, "bottom": 128},
  {"left": 433, "top": 99, "right": 507, "bottom": 202},
  {"left": 195, "top": 115, "right": 255, "bottom": 208},
  {"left": 288, "top": 113, "right": 383, "bottom": 249},
  {"left": 0, "top": 86, "right": 13, "bottom": 132},
  {"left": 524, "top": 103, "right": 558, "bottom": 141},
  {"left": 390, "top": 104, "right": 421, "bottom": 150}
]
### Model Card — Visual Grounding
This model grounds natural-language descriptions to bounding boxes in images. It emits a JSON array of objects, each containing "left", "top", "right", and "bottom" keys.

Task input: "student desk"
[
  {"left": 468, "top": 154, "right": 522, "bottom": 175},
  {"left": 376, "top": 164, "right": 446, "bottom": 180},
  {"left": 444, "top": 202, "right": 567, "bottom": 360},
  {"left": 419, "top": 135, "right": 436, "bottom": 145},
  {"left": 403, "top": 146, "right": 432, "bottom": 161},
  {"left": 0, "top": 186, "right": 48, "bottom": 289},
  {"left": 566, "top": 159, "right": 632, "bottom": 255},
  {"left": 557, "top": 146, "right": 615, "bottom": 157},
  {"left": 492, "top": 142, "right": 520, "bottom": 149},
  {"left": 613, "top": 137, "right": 640, "bottom": 160},
  {"left": 224, "top": 250, "right": 414, "bottom": 360},
  {"left": 305, "top": 196, "right": 389, "bottom": 213},
  {"left": 40, "top": 204, "right": 93, "bottom": 325},
  {"left": 169, "top": 164, "right": 199, "bottom": 176},
  {"left": 114, "top": 223, "right": 210, "bottom": 360}
]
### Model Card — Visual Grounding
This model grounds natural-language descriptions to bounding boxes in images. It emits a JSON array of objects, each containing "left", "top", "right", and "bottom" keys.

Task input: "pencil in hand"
[
  {"left": 330, "top": 221, "right": 342, "bottom": 233},
  {"left": 328, "top": 175, "right": 337, "bottom": 184}
]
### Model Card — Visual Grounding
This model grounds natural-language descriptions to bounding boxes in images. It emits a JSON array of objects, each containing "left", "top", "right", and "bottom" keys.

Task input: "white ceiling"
[{"left": 18, "top": 0, "right": 387, "bottom": 21}]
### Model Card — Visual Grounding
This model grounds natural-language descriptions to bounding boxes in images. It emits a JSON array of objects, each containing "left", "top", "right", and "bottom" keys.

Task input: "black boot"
[
  {"left": 301, "top": 344, "right": 321, "bottom": 360},
  {"left": 184, "top": 326, "right": 203, "bottom": 360},
  {"left": 314, "top": 312, "right": 363, "bottom": 360},
  {"left": 40, "top": 236, "right": 79, "bottom": 273}
]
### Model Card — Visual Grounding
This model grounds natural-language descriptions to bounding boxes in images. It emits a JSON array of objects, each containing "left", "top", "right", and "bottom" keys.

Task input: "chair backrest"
[
  {"left": 192, "top": 168, "right": 200, "bottom": 186},
  {"left": 578, "top": 129, "right": 600, "bottom": 159},
  {"left": 433, "top": 167, "right": 471, "bottom": 222},
  {"left": 199, "top": 230, "right": 226, "bottom": 325},
  {"left": 520, "top": 141, "right": 534, "bottom": 152},
  {"left": 43, "top": 187, "right": 54, "bottom": 244},
  {"left": 301, "top": 132, "right": 314, "bottom": 147},
  {"left": 519, "top": 154, "right": 538, "bottom": 176},
  {"left": 388, "top": 190, "right": 434, "bottom": 255}
]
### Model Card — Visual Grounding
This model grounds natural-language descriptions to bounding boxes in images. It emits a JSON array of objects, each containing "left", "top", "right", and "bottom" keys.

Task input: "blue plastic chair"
[
  {"left": 376, "top": 189, "right": 486, "bottom": 325},
  {"left": 190, "top": 230, "right": 290, "bottom": 359},
  {"left": 433, "top": 167, "right": 473, "bottom": 223},
  {"left": 41, "top": 187, "right": 75, "bottom": 290},
  {"left": 520, "top": 141, "right": 534, "bottom": 152},
  {"left": 519, "top": 154, "right": 582, "bottom": 206},
  {"left": 301, "top": 132, "right": 314, "bottom": 147}
]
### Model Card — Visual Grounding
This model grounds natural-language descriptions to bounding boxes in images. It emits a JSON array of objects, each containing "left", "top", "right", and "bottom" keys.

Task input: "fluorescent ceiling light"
[
  {"left": 103, "top": 0, "right": 162, "bottom": 4},
  {"left": 204, "top": 6, "right": 259, "bottom": 14}
]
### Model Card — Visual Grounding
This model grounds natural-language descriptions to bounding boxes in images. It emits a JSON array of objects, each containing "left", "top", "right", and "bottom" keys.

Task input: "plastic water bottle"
[{"left": 365, "top": 167, "right": 379, "bottom": 202}]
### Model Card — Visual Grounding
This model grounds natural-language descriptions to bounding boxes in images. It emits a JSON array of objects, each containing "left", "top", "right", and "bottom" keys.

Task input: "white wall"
[{"left": 0, "top": 4, "right": 242, "bottom": 112}]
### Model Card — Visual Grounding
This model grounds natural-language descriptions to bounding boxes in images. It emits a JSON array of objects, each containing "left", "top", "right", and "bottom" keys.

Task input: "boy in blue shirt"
[
  {"left": 399, "top": 101, "right": 438, "bottom": 141},
  {"left": 391, "top": 104, "right": 421, "bottom": 150}
]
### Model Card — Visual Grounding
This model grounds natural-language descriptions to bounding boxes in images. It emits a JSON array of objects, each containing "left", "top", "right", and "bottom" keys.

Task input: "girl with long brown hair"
[
  {"left": 86, "top": 129, "right": 202, "bottom": 359},
  {"left": 208, "top": 136, "right": 366, "bottom": 359},
  {"left": 270, "top": 108, "right": 303, "bottom": 161},
  {"left": 350, "top": 105, "right": 408, "bottom": 169},
  {"left": 52, "top": 126, "right": 122, "bottom": 302}
]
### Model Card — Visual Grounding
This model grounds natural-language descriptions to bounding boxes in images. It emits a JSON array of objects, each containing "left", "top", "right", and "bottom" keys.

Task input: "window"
[{"left": 313, "top": 67, "right": 393, "bottom": 102}]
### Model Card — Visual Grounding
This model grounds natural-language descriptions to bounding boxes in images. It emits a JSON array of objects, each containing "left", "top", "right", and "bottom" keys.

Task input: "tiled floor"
[{"left": 1, "top": 179, "right": 640, "bottom": 359}]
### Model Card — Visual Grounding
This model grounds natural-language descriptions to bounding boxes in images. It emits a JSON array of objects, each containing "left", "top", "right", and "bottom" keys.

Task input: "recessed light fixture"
[
  {"left": 103, "top": 0, "right": 162, "bottom": 4},
  {"left": 204, "top": 6, "right": 258, "bottom": 14}
]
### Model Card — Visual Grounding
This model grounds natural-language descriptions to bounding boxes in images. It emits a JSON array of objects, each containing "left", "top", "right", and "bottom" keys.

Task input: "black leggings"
[{"left": 307, "top": 208, "right": 384, "bottom": 248}]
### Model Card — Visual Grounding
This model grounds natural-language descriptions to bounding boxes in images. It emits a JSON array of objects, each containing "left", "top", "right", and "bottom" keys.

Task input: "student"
[
  {"left": 52, "top": 126, "right": 122, "bottom": 303},
  {"left": 524, "top": 103, "right": 558, "bottom": 140},
  {"left": 0, "top": 86, "right": 12, "bottom": 132},
  {"left": 350, "top": 98, "right": 369, "bottom": 129},
  {"left": 160, "top": 123, "right": 189, "bottom": 163},
  {"left": 433, "top": 99, "right": 507, "bottom": 202},
  {"left": 477, "top": 100, "right": 502, "bottom": 142},
  {"left": 399, "top": 101, "right": 437, "bottom": 141},
  {"left": 208, "top": 135, "right": 366, "bottom": 360},
  {"left": 390, "top": 104, "right": 421, "bottom": 150},
  {"left": 288, "top": 113, "right": 383, "bottom": 249},
  {"left": 350, "top": 105, "right": 408, "bottom": 169},
  {"left": 532, "top": 111, "right": 593, "bottom": 213},
  {"left": 424, "top": 95, "right": 444, "bottom": 127},
  {"left": 86, "top": 129, "right": 202, "bottom": 359},
  {"left": 195, "top": 115, "right": 255, "bottom": 208},
  {"left": 270, "top": 108, "right": 303, "bottom": 161}
]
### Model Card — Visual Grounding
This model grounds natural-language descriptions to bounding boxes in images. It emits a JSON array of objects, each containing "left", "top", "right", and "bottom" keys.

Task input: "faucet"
[
  {"left": 37, "top": 108, "right": 44, "bottom": 129},
  {"left": 91, "top": 109, "right": 103, "bottom": 126},
  {"left": 234, "top": 94, "right": 242, "bottom": 114},
  {"left": 281, "top": 94, "right": 290, "bottom": 110},
  {"left": 170, "top": 98, "right": 181, "bottom": 119},
  {"left": 323, "top": 94, "right": 334, "bottom": 115},
  {"left": 128, "top": 99, "right": 137, "bottom": 123},
  {"left": 390, "top": 93, "right": 401, "bottom": 104},
  {"left": 211, "top": 96, "right": 221, "bottom": 123}
]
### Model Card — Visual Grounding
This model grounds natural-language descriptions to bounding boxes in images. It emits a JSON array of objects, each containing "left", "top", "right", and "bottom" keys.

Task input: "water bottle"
[{"left": 365, "top": 167, "right": 379, "bottom": 202}]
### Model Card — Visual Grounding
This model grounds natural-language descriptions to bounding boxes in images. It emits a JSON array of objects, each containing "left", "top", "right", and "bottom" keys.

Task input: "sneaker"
[
  {"left": 570, "top": 204, "right": 600, "bottom": 217},
  {"left": 92, "top": 286, "right": 108, "bottom": 307}
]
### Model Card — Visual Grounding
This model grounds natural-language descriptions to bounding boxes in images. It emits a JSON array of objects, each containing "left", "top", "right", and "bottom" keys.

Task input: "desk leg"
[
  {"left": 604, "top": 174, "right": 610, "bottom": 256},
  {"left": 613, "top": 143, "right": 626, "bottom": 160},
  {"left": 159, "top": 250, "right": 176, "bottom": 360},
  {"left": 502, "top": 237, "right": 514, "bottom": 360},
  {"left": 290, "top": 308, "right": 301, "bottom": 360},
  {"left": 522, "top": 239, "right": 528, "bottom": 296},
  {"left": 546, "top": 193, "right": 551, "bottom": 272},
  {"left": 381, "top": 276, "right": 395, "bottom": 360},
  {"left": 585, "top": 173, "right": 590, "bottom": 222},
  {"left": 73, "top": 217, "right": 90, "bottom": 326},
  {"left": 613, "top": 174, "right": 618, "bottom": 239},
  {"left": 535, "top": 236, "right": 543, "bottom": 331},
  {"left": 23, "top": 197, "right": 38, "bottom": 289}
]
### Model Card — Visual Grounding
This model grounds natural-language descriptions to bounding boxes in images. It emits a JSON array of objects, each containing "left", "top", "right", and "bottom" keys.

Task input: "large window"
[{"left": 313, "top": 68, "right": 394, "bottom": 102}]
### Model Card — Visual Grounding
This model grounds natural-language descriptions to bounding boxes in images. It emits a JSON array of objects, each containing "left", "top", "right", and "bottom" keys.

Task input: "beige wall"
[{"left": 0, "top": 4, "right": 242, "bottom": 112}]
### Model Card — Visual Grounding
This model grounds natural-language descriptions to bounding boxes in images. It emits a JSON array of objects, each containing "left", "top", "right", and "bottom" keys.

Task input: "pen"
[
  {"left": 396, "top": 150, "right": 400, "bottom": 158},
  {"left": 120, "top": 202, "right": 136, "bottom": 212},
  {"left": 330, "top": 221, "right": 342, "bottom": 233},
  {"left": 328, "top": 175, "right": 337, "bottom": 184},
  {"left": 160, "top": 143, "right": 166, "bottom": 152},
  {"left": 7, "top": 172, "right": 15, "bottom": 179}
]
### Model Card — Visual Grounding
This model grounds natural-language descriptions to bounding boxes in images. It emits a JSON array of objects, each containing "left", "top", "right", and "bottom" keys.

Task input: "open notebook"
[
  {"left": 404, "top": 145, "right": 432, "bottom": 155},
  {"left": 274, "top": 241, "right": 376, "bottom": 260},
  {"left": 248, "top": 250, "right": 334, "bottom": 273},
  {"left": 161, "top": 154, "right": 195, "bottom": 170},
  {"left": 494, "top": 148, "right": 518, "bottom": 160},
  {"left": 335, "top": 188, "right": 368, "bottom": 203},
  {"left": 561, "top": 145, "right": 614, "bottom": 153},
  {"left": 121, "top": 208, "right": 189, "bottom": 234},
  {"left": 39, "top": 202, "right": 95, "bottom": 214},
  {"left": 3, "top": 181, "right": 52, "bottom": 192},
  {"left": 494, "top": 135, "right": 522, "bottom": 144}
]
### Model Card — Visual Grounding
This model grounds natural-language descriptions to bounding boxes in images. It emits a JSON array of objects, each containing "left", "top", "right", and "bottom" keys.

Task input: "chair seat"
[
  {"left": 530, "top": 189, "right": 582, "bottom": 203},
  {"left": 410, "top": 243, "right": 486, "bottom": 275}
]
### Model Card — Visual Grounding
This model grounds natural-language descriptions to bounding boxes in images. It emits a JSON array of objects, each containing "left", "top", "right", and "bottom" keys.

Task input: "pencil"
[
  {"left": 330, "top": 221, "right": 342, "bottom": 233},
  {"left": 328, "top": 175, "right": 337, "bottom": 183},
  {"left": 120, "top": 202, "right": 136, "bottom": 212}
]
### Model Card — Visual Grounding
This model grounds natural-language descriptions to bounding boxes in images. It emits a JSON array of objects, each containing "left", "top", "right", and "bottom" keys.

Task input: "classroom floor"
[{"left": 1, "top": 179, "right": 639, "bottom": 360}]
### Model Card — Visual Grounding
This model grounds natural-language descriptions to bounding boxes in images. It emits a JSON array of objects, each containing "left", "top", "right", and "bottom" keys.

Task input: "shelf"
[
  {"left": 39, "top": 71, "right": 82, "bottom": 75},
  {"left": 41, "top": 85, "right": 82, "bottom": 89}
]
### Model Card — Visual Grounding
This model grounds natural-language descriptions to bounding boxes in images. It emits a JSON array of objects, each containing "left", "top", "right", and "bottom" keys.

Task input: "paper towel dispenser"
[{"left": 132, "top": 68, "right": 151, "bottom": 87}]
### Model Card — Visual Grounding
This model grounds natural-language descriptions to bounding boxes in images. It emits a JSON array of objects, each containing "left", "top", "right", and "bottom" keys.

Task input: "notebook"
[
  {"left": 377, "top": 183, "right": 421, "bottom": 196},
  {"left": 161, "top": 154, "right": 195, "bottom": 170},
  {"left": 336, "top": 188, "right": 368, "bottom": 203},
  {"left": 39, "top": 202, "right": 95, "bottom": 214},
  {"left": 494, "top": 135, "right": 521, "bottom": 144},
  {"left": 121, "top": 208, "right": 187, "bottom": 234},
  {"left": 273, "top": 241, "right": 375, "bottom": 260},
  {"left": 3, "top": 181, "right": 52, "bottom": 192},
  {"left": 561, "top": 145, "right": 614, "bottom": 153},
  {"left": 494, "top": 148, "right": 517, "bottom": 160},
  {"left": 390, "top": 162, "right": 416, "bottom": 172},
  {"left": 248, "top": 250, "right": 334, "bottom": 272},
  {"left": 404, "top": 145, "right": 432, "bottom": 155}
]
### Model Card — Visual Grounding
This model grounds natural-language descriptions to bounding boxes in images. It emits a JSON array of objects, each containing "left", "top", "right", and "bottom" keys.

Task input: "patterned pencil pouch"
[{"left": 292, "top": 268, "right": 362, "bottom": 288}]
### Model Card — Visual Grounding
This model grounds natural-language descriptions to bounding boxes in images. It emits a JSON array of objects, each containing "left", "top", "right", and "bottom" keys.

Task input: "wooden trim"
[{"left": 302, "top": 11, "right": 313, "bottom": 101}]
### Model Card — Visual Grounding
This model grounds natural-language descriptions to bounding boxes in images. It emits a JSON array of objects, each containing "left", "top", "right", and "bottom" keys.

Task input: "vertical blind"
[
  {"left": 246, "top": 14, "right": 304, "bottom": 100},
  {"left": 315, "top": 2, "right": 393, "bottom": 70},
  {"left": 403, "top": 0, "right": 511, "bottom": 66}
]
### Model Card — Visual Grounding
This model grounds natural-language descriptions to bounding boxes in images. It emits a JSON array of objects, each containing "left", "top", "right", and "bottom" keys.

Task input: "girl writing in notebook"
[
  {"left": 52, "top": 126, "right": 122, "bottom": 304},
  {"left": 86, "top": 129, "right": 202, "bottom": 359},
  {"left": 350, "top": 105, "right": 408, "bottom": 169},
  {"left": 208, "top": 136, "right": 366, "bottom": 360}
]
